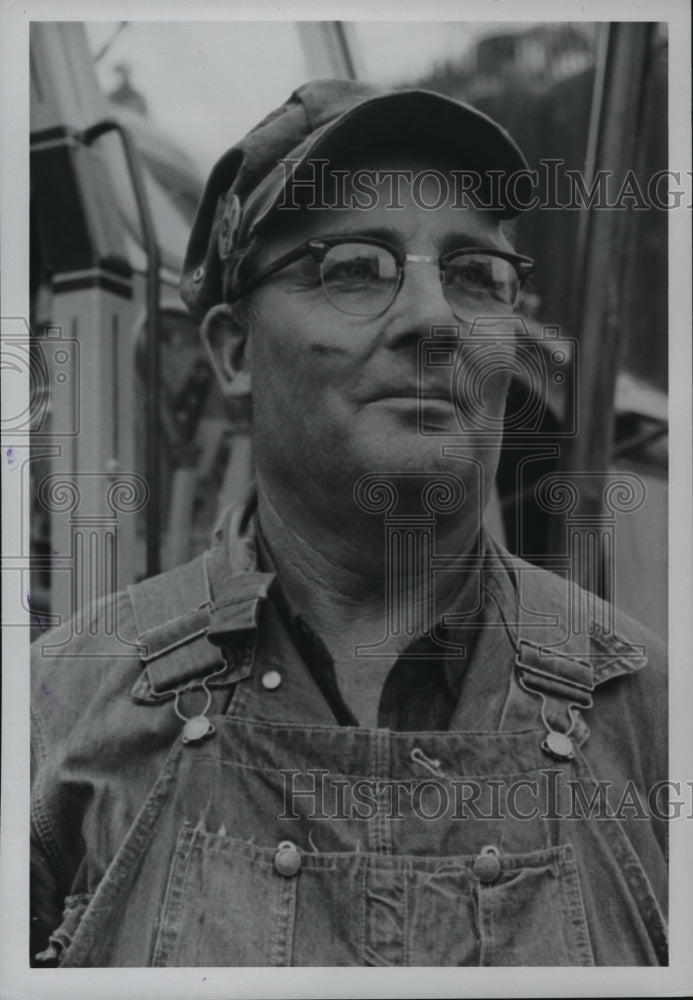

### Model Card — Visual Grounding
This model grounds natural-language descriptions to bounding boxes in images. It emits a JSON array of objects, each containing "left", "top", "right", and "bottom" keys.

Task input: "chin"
[
  {"left": 352, "top": 434, "right": 473, "bottom": 477},
  {"left": 344, "top": 429, "right": 499, "bottom": 513}
]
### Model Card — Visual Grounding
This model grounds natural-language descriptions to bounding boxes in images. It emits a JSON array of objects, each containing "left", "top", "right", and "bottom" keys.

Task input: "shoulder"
[
  {"left": 489, "top": 538, "right": 667, "bottom": 775},
  {"left": 488, "top": 536, "right": 666, "bottom": 663},
  {"left": 29, "top": 560, "right": 213, "bottom": 923},
  {"left": 31, "top": 589, "right": 141, "bottom": 750},
  {"left": 30, "top": 556, "right": 209, "bottom": 764},
  {"left": 487, "top": 536, "right": 666, "bottom": 709}
]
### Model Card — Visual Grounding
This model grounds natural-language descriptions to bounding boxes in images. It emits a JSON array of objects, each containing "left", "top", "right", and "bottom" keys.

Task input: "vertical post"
[
  {"left": 537, "top": 471, "right": 646, "bottom": 644},
  {"left": 83, "top": 120, "right": 163, "bottom": 578},
  {"left": 554, "top": 23, "right": 652, "bottom": 592}
]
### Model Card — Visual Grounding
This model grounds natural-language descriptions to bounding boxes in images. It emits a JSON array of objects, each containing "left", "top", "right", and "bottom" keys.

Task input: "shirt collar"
[
  {"left": 208, "top": 487, "right": 517, "bottom": 703},
  {"left": 204, "top": 486, "right": 275, "bottom": 643}
]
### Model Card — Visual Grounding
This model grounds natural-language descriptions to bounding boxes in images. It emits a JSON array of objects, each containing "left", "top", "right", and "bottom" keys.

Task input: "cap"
[{"left": 181, "top": 79, "right": 530, "bottom": 319}]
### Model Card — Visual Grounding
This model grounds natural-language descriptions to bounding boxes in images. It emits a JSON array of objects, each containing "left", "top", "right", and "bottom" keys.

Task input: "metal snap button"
[
  {"left": 181, "top": 715, "right": 215, "bottom": 745},
  {"left": 192, "top": 266, "right": 205, "bottom": 282},
  {"left": 542, "top": 730, "right": 575, "bottom": 760},
  {"left": 274, "top": 840, "right": 302, "bottom": 877},
  {"left": 261, "top": 670, "right": 282, "bottom": 691},
  {"left": 472, "top": 845, "right": 501, "bottom": 883}
]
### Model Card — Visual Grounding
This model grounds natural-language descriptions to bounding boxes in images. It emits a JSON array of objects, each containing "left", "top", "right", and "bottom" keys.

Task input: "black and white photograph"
[{"left": 1, "top": 2, "right": 692, "bottom": 996}]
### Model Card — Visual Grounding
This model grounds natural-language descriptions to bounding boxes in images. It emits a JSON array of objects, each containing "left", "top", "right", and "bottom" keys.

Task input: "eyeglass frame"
[{"left": 229, "top": 234, "right": 535, "bottom": 317}]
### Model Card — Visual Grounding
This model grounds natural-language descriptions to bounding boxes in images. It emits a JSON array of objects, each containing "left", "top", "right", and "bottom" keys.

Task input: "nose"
[{"left": 381, "top": 256, "right": 457, "bottom": 348}]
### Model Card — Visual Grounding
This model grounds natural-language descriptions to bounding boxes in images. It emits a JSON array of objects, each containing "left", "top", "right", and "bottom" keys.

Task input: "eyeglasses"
[{"left": 231, "top": 236, "right": 534, "bottom": 321}]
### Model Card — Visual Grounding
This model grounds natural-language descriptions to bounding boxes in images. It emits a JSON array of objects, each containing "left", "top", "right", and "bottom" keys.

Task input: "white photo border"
[{"left": 1, "top": 1, "right": 691, "bottom": 997}]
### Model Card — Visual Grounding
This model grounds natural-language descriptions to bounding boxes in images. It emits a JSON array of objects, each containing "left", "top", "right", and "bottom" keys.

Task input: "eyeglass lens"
[{"left": 318, "top": 242, "right": 520, "bottom": 319}]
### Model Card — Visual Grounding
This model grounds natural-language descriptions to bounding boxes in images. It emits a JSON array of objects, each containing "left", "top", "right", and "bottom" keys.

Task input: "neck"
[{"left": 255, "top": 473, "right": 482, "bottom": 646}]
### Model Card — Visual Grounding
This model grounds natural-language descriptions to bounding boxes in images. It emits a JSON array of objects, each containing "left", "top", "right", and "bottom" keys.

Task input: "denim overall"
[{"left": 48, "top": 542, "right": 668, "bottom": 968}]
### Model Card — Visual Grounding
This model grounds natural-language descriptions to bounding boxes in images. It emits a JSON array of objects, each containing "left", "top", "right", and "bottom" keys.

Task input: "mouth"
[{"left": 368, "top": 387, "right": 453, "bottom": 404}]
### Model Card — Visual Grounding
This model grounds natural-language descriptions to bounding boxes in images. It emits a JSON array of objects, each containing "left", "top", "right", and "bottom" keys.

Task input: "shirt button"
[
  {"left": 472, "top": 846, "right": 501, "bottom": 883},
  {"left": 274, "top": 840, "right": 302, "bottom": 877},
  {"left": 261, "top": 670, "right": 282, "bottom": 691}
]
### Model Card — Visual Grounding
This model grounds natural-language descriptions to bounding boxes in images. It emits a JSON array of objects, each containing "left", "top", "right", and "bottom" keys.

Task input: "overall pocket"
[
  {"left": 152, "top": 824, "right": 299, "bottom": 967},
  {"left": 470, "top": 843, "right": 594, "bottom": 966}
]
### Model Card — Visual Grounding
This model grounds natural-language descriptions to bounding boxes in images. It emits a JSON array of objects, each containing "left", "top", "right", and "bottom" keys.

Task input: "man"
[{"left": 31, "top": 80, "right": 667, "bottom": 967}]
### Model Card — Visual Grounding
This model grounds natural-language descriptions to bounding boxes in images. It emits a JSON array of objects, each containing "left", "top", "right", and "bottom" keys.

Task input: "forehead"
[{"left": 259, "top": 141, "right": 507, "bottom": 251}]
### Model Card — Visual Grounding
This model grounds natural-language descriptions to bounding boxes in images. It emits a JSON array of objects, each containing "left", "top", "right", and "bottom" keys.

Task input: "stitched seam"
[
  {"left": 557, "top": 845, "right": 595, "bottom": 966},
  {"left": 284, "top": 876, "right": 298, "bottom": 967},
  {"left": 590, "top": 625, "right": 646, "bottom": 654},
  {"left": 359, "top": 857, "right": 367, "bottom": 964},
  {"left": 128, "top": 593, "right": 198, "bottom": 639},
  {"left": 140, "top": 627, "right": 210, "bottom": 662},
  {"left": 152, "top": 826, "right": 194, "bottom": 965},
  {"left": 488, "top": 884, "right": 495, "bottom": 965},
  {"left": 190, "top": 752, "right": 552, "bottom": 784},
  {"left": 63, "top": 741, "right": 184, "bottom": 965},
  {"left": 271, "top": 874, "right": 296, "bottom": 966},
  {"left": 162, "top": 827, "right": 198, "bottom": 967},
  {"left": 477, "top": 884, "right": 492, "bottom": 966},
  {"left": 573, "top": 747, "right": 669, "bottom": 960},
  {"left": 216, "top": 713, "right": 546, "bottom": 737},
  {"left": 403, "top": 872, "right": 409, "bottom": 966},
  {"left": 30, "top": 703, "right": 47, "bottom": 768},
  {"left": 31, "top": 778, "right": 71, "bottom": 886}
]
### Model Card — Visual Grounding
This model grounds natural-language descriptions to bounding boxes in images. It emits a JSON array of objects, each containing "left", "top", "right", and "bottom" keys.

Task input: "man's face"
[{"left": 243, "top": 149, "right": 519, "bottom": 518}]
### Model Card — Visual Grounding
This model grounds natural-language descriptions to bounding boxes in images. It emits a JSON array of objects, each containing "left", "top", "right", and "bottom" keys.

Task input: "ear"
[{"left": 199, "top": 303, "right": 251, "bottom": 399}]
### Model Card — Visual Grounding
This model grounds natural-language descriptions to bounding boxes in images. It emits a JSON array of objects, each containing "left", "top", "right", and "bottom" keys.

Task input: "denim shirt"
[
  {"left": 252, "top": 518, "right": 521, "bottom": 732},
  {"left": 30, "top": 497, "right": 668, "bottom": 967}
]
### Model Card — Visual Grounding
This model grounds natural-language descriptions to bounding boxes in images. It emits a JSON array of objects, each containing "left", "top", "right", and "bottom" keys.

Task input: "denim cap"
[{"left": 180, "top": 78, "right": 530, "bottom": 319}]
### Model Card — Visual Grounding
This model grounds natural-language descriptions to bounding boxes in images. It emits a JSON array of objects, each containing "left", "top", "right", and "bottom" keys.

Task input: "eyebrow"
[{"left": 323, "top": 225, "right": 506, "bottom": 254}]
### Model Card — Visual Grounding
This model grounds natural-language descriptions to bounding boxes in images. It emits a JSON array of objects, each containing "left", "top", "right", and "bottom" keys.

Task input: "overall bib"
[{"left": 46, "top": 548, "right": 668, "bottom": 968}]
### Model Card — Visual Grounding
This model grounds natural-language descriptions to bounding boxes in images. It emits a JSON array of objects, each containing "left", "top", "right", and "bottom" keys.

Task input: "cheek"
[
  {"left": 246, "top": 305, "right": 304, "bottom": 393},
  {"left": 246, "top": 307, "right": 337, "bottom": 436},
  {"left": 248, "top": 293, "right": 362, "bottom": 397},
  {"left": 452, "top": 341, "right": 515, "bottom": 426}
]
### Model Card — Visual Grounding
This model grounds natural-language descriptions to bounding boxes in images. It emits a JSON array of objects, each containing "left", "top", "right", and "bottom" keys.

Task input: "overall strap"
[
  {"left": 131, "top": 552, "right": 211, "bottom": 634},
  {"left": 488, "top": 542, "right": 595, "bottom": 761},
  {"left": 508, "top": 638, "right": 594, "bottom": 760},
  {"left": 127, "top": 548, "right": 274, "bottom": 718},
  {"left": 127, "top": 555, "right": 226, "bottom": 704},
  {"left": 127, "top": 550, "right": 272, "bottom": 746}
]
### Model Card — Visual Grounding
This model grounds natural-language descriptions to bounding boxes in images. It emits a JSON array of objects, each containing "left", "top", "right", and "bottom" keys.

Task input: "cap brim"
[{"left": 245, "top": 88, "right": 530, "bottom": 235}]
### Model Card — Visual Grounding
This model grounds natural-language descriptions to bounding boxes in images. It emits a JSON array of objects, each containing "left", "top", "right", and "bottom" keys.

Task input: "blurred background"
[{"left": 28, "top": 21, "right": 668, "bottom": 638}]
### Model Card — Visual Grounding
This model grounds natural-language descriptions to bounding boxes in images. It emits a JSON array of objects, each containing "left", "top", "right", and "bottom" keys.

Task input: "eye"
[
  {"left": 316, "top": 242, "right": 400, "bottom": 315},
  {"left": 444, "top": 252, "right": 517, "bottom": 304},
  {"left": 322, "top": 251, "right": 383, "bottom": 285},
  {"left": 446, "top": 255, "right": 496, "bottom": 291}
]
